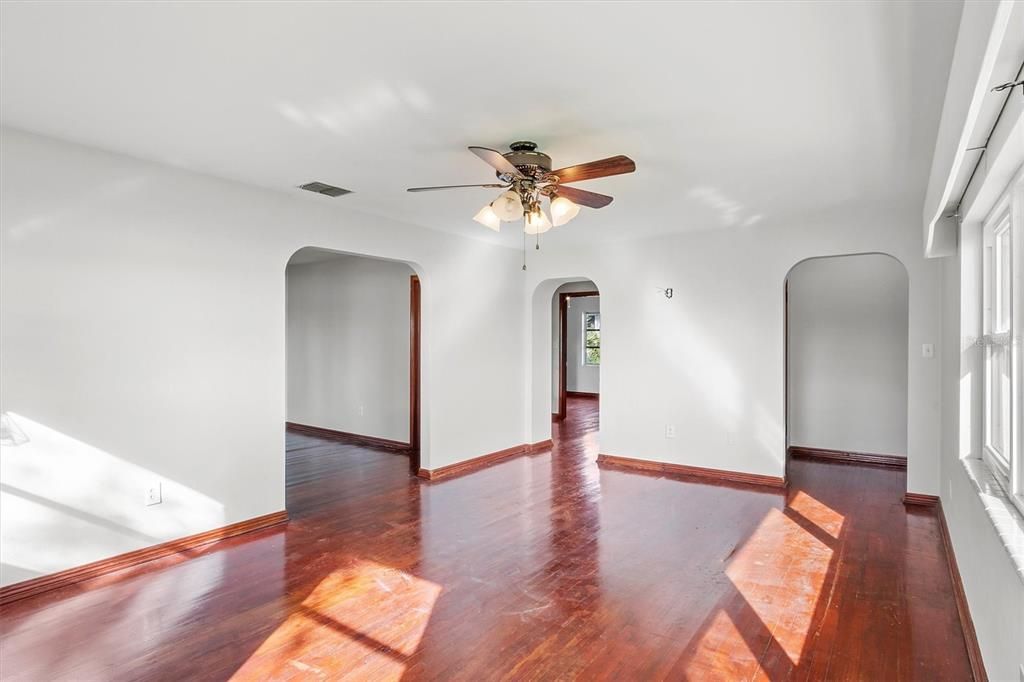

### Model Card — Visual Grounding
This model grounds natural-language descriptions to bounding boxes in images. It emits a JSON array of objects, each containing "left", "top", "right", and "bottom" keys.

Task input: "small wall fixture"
[{"left": 658, "top": 287, "right": 674, "bottom": 299}]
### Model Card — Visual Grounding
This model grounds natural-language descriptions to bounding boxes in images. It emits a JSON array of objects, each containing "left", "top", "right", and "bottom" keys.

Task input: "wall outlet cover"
[{"left": 145, "top": 481, "right": 162, "bottom": 506}]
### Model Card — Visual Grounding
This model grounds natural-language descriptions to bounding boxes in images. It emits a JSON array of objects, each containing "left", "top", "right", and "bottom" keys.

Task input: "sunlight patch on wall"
[
  {"left": 645, "top": 293, "right": 744, "bottom": 430},
  {"left": 959, "top": 371, "right": 972, "bottom": 458},
  {"left": 753, "top": 403, "right": 785, "bottom": 468},
  {"left": 0, "top": 412, "right": 224, "bottom": 585}
]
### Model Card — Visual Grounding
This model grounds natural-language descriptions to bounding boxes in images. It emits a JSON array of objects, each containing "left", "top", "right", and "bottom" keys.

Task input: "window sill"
[{"left": 961, "top": 457, "right": 1024, "bottom": 584}]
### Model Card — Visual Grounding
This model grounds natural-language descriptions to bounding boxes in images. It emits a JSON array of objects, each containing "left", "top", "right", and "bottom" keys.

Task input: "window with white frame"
[
  {"left": 982, "top": 170, "right": 1023, "bottom": 514},
  {"left": 583, "top": 312, "right": 600, "bottom": 365}
]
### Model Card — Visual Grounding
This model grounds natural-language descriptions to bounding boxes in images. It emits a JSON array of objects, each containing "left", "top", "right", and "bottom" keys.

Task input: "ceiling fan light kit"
[
  {"left": 524, "top": 208, "right": 553, "bottom": 235},
  {"left": 408, "top": 141, "right": 635, "bottom": 267},
  {"left": 550, "top": 195, "right": 581, "bottom": 227},
  {"left": 492, "top": 190, "right": 525, "bottom": 221},
  {"left": 472, "top": 204, "right": 501, "bottom": 231}
]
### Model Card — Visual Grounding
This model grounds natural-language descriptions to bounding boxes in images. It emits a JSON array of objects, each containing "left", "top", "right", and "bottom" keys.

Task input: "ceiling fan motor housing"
[{"left": 502, "top": 140, "right": 552, "bottom": 178}]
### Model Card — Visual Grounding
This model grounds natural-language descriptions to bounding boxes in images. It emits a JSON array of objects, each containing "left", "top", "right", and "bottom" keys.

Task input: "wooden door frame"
[
  {"left": 556, "top": 290, "right": 600, "bottom": 420},
  {"left": 409, "top": 275, "right": 421, "bottom": 471},
  {"left": 783, "top": 278, "right": 789, "bottom": 483}
]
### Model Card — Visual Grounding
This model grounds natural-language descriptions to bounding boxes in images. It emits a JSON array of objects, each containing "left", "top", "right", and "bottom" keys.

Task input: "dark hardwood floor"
[{"left": 0, "top": 398, "right": 972, "bottom": 680}]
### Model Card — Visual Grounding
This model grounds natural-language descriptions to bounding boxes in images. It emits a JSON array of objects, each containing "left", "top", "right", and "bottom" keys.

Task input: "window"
[
  {"left": 982, "top": 170, "right": 1023, "bottom": 515},
  {"left": 583, "top": 312, "right": 600, "bottom": 365}
]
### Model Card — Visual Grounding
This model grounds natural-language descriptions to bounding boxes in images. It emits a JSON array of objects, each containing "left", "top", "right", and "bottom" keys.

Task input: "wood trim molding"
[
  {"left": 557, "top": 289, "right": 600, "bottom": 421},
  {"left": 528, "top": 439, "right": 553, "bottom": 453},
  {"left": 566, "top": 391, "right": 599, "bottom": 399},
  {"left": 418, "top": 444, "right": 528, "bottom": 481},
  {"left": 0, "top": 511, "right": 288, "bottom": 606},
  {"left": 597, "top": 454, "right": 786, "bottom": 490},
  {"left": 409, "top": 274, "right": 421, "bottom": 468},
  {"left": 789, "top": 446, "right": 907, "bottom": 469},
  {"left": 935, "top": 500, "right": 988, "bottom": 682},
  {"left": 417, "top": 438, "right": 555, "bottom": 481},
  {"left": 558, "top": 293, "right": 568, "bottom": 420},
  {"left": 286, "top": 422, "right": 410, "bottom": 452},
  {"left": 902, "top": 492, "right": 940, "bottom": 507}
]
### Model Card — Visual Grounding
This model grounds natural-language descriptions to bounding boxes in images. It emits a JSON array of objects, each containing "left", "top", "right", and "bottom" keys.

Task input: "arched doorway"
[
  {"left": 784, "top": 253, "right": 910, "bottom": 479},
  {"left": 284, "top": 247, "right": 422, "bottom": 483},
  {"left": 529, "top": 277, "right": 601, "bottom": 452}
]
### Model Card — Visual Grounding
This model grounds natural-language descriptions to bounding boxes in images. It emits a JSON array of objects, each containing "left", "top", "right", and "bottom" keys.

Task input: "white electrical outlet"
[
  {"left": 665, "top": 424, "right": 676, "bottom": 439},
  {"left": 145, "top": 481, "right": 162, "bottom": 506},
  {"left": 359, "top": 404, "right": 365, "bottom": 417}
]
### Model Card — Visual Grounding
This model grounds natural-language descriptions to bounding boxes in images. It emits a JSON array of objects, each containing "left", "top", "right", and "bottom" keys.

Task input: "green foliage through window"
[{"left": 584, "top": 313, "right": 600, "bottom": 365}]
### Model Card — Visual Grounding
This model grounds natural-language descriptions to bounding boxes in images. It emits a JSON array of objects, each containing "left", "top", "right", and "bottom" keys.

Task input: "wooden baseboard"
[
  {"left": 936, "top": 500, "right": 988, "bottom": 681},
  {"left": 789, "top": 445, "right": 907, "bottom": 469},
  {"left": 597, "top": 454, "right": 786, "bottom": 490},
  {"left": 902, "top": 492, "right": 939, "bottom": 507},
  {"left": 418, "top": 444, "right": 528, "bottom": 481},
  {"left": 566, "top": 391, "right": 599, "bottom": 399},
  {"left": 0, "top": 510, "right": 288, "bottom": 606},
  {"left": 528, "top": 439, "right": 553, "bottom": 453},
  {"left": 286, "top": 421, "right": 410, "bottom": 452}
]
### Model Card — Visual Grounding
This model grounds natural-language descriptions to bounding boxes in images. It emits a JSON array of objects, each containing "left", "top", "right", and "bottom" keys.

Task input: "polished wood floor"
[{"left": 0, "top": 398, "right": 972, "bottom": 680}]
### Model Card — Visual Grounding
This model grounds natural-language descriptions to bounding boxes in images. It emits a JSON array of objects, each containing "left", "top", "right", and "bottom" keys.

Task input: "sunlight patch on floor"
[
  {"left": 684, "top": 609, "right": 760, "bottom": 679},
  {"left": 720, "top": 497, "right": 845, "bottom": 670},
  {"left": 787, "top": 490, "right": 844, "bottom": 539},
  {"left": 233, "top": 559, "right": 441, "bottom": 680}
]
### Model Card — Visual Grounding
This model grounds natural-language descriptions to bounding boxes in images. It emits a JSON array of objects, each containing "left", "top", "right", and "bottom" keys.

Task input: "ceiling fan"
[{"left": 407, "top": 141, "right": 636, "bottom": 233}]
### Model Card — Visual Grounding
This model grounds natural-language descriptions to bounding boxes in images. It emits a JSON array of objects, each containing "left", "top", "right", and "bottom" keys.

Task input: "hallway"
[{"left": 0, "top": 398, "right": 971, "bottom": 680}]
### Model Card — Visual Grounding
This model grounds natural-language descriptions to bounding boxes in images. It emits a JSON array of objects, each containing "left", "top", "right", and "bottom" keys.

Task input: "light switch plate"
[{"left": 922, "top": 343, "right": 934, "bottom": 358}]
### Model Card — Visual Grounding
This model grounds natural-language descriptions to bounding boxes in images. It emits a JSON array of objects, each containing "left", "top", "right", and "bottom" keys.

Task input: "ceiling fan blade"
[
  {"left": 407, "top": 183, "right": 507, "bottom": 192},
  {"left": 468, "top": 146, "right": 524, "bottom": 178},
  {"left": 554, "top": 185, "right": 613, "bottom": 209},
  {"left": 551, "top": 155, "right": 636, "bottom": 184}
]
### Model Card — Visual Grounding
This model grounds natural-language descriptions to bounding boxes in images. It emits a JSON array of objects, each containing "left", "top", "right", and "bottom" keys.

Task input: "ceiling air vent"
[{"left": 299, "top": 181, "right": 352, "bottom": 197}]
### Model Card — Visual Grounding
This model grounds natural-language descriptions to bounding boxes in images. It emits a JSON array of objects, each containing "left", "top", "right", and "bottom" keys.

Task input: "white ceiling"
[{"left": 0, "top": 1, "right": 962, "bottom": 247}]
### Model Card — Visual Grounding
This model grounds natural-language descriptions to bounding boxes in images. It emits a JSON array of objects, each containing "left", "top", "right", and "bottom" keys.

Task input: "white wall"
[
  {"left": 286, "top": 255, "right": 412, "bottom": 443},
  {"left": 0, "top": 128, "right": 526, "bottom": 586},
  {"left": 787, "top": 254, "right": 908, "bottom": 456},
  {"left": 527, "top": 202, "right": 943, "bottom": 493},
  {"left": 927, "top": 4, "right": 1024, "bottom": 678},
  {"left": 566, "top": 296, "right": 600, "bottom": 394},
  {"left": 939, "top": 233, "right": 1023, "bottom": 682}
]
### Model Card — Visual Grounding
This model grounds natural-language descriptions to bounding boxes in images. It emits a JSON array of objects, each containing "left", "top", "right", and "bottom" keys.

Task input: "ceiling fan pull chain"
[{"left": 522, "top": 229, "right": 527, "bottom": 271}]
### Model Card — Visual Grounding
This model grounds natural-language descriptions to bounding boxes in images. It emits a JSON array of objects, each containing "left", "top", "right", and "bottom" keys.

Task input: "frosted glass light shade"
[
  {"left": 473, "top": 204, "right": 501, "bottom": 231},
  {"left": 524, "top": 209, "right": 552, "bottom": 235},
  {"left": 550, "top": 196, "right": 581, "bottom": 227},
  {"left": 492, "top": 190, "right": 524, "bottom": 221}
]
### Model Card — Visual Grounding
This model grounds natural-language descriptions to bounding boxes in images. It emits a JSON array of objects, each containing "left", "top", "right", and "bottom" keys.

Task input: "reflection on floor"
[{"left": 0, "top": 397, "right": 971, "bottom": 680}]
